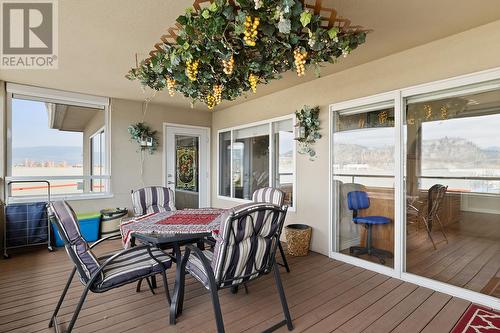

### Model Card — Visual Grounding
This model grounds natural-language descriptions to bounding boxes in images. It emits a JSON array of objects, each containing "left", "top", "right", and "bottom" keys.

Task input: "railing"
[
  {"left": 5, "top": 175, "right": 111, "bottom": 199},
  {"left": 333, "top": 173, "right": 500, "bottom": 194}
]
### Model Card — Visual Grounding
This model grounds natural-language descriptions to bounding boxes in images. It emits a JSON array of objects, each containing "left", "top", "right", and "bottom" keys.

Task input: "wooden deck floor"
[{"left": 0, "top": 240, "right": 473, "bottom": 333}]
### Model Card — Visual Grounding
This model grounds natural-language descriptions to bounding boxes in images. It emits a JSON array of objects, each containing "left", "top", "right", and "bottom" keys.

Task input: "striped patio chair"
[
  {"left": 48, "top": 201, "right": 172, "bottom": 333},
  {"left": 170, "top": 203, "right": 293, "bottom": 333},
  {"left": 131, "top": 186, "right": 176, "bottom": 216},
  {"left": 252, "top": 187, "right": 290, "bottom": 272}
]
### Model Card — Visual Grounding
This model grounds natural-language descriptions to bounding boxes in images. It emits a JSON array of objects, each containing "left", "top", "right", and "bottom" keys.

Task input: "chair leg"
[
  {"left": 66, "top": 285, "right": 90, "bottom": 333},
  {"left": 160, "top": 270, "right": 171, "bottom": 305},
  {"left": 435, "top": 215, "right": 448, "bottom": 244},
  {"left": 278, "top": 242, "right": 290, "bottom": 273},
  {"left": 273, "top": 261, "right": 293, "bottom": 331},
  {"left": 422, "top": 216, "right": 437, "bottom": 250},
  {"left": 49, "top": 267, "right": 76, "bottom": 328},
  {"left": 170, "top": 259, "right": 186, "bottom": 324},
  {"left": 208, "top": 283, "right": 225, "bottom": 333}
]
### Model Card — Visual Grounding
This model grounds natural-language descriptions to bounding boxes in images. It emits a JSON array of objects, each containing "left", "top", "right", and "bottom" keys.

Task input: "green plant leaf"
[
  {"left": 327, "top": 27, "right": 339, "bottom": 39},
  {"left": 208, "top": 2, "right": 218, "bottom": 12},
  {"left": 300, "top": 11, "right": 312, "bottom": 27},
  {"left": 201, "top": 9, "right": 210, "bottom": 19}
]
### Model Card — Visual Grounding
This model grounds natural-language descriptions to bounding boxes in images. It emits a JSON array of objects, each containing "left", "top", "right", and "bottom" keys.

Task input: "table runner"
[{"left": 120, "top": 208, "right": 226, "bottom": 248}]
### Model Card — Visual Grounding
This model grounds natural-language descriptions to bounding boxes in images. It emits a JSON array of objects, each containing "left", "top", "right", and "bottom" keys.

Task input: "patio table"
[
  {"left": 119, "top": 208, "right": 227, "bottom": 321},
  {"left": 120, "top": 208, "right": 226, "bottom": 251}
]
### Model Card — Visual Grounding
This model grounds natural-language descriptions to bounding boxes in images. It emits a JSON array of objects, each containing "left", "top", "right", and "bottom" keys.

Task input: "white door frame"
[
  {"left": 328, "top": 66, "right": 500, "bottom": 310},
  {"left": 163, "top": 123, "right": 211, "bottom": 208}
]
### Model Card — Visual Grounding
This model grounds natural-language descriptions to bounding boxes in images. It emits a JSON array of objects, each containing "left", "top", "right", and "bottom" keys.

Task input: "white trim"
[
  {"left": 6, "top": 83, "right": 109, "bottom": 108},
  {"left": 330, "top": 252, "right": 397, "bottom": 277},
  {"left": 162, "top": 123, "right": 211, "bottom": 208},
  {"left": 216, "top": 114, "right": 297, "bottom": 210},
  {"left": 328, "top": 66, "right": 500, "bottom": 310},
  {"left": 401, "top": 272, "right": 500, "bottom": 310}
]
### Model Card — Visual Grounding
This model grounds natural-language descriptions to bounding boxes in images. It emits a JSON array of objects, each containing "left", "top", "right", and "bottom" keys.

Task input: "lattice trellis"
[{"left": 147, "top": 0, "right": 369, "bottom": 59}]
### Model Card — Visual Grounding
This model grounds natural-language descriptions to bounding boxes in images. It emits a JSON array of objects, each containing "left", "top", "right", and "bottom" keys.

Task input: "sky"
[{"left": 12, "top": 98, "right": 83, "bottom": 148}]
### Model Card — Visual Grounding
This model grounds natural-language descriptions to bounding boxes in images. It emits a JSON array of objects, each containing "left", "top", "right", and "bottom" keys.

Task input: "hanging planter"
[
  {"left": 126, "top": 0, "right": 369, "bottom": 109},
  {"left": 128, "top": 122, "right": 159, "bottom": 154},
  {"left": 295, "top": 105, "right": 321, "bottom": 159}
]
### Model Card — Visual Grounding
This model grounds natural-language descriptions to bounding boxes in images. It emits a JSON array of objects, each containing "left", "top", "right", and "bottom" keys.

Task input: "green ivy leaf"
[
  {"left": 328, "top": 27, "right": 339, "bottom": 39},
  {"left": 201, "top": 9, "right": 210, "bottom": 19},
  {"left": 208, "top": 2, "right": 218, "bottom": 12},
  {"left": 300, "top": 11, "right": 312, "bottom": 27}
]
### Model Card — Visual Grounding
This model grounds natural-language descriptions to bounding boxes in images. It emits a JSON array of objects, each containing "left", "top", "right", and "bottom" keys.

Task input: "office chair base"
[{"left": 349, "top": 246, "right": 393, "bottom": 265}]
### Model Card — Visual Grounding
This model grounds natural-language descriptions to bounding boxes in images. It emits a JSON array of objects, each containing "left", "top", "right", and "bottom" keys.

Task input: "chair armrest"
[
  {"left": 89, "top": 234, "right": 123, "bottom": 250},
  {"left": 183, "top": 245, "right": 217, "bottom": 284},
  {"left": 86, "top": 244, "right": 150, "bottom": 286}
]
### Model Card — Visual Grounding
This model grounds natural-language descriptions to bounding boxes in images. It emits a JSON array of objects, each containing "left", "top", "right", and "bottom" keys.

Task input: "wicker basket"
[{"left": 284, "top": 224, "right": 312, "bottom": 256}]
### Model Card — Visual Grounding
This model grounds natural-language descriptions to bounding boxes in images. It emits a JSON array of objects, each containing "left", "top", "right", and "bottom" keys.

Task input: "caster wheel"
[
  {"left": 48, "top": 247, "right": 55, "bottom": 252},
  {"left": 3, "top": 254, "right": 10, "bottom": 259}
]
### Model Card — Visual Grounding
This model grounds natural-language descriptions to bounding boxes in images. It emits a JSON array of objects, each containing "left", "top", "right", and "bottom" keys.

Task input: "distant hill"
[{"left": 12, "top": 146, "right": 83, "bottom": 165}]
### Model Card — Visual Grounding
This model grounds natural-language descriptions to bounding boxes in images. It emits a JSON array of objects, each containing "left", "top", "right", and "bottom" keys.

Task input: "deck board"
[{"left": 0, "top": 241, "right": 474, "bottom": 333}]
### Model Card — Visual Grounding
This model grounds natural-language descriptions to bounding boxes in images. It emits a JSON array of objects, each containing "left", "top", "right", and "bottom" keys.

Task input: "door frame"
[
  {"left": 328, "top": 66, "right": 500, "bottom": 309},
  {"left": 162, "top": 123, "right": 211, "bottom": 208}
]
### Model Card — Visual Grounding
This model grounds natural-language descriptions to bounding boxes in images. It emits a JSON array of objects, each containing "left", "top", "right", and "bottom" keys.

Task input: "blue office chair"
[{"left": 347, "top": 191, "right": 393, "bottom": 265}]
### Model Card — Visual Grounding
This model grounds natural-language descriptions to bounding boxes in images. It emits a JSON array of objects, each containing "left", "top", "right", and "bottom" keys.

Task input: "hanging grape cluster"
[
  {"left": 206, "top": 94, "right": 216, "bottom": 109},
  {"left": 243, "top": 16, "right": 259, "bottom": 46},
  {"left": 293, "top": 49, "right": 307, "bottom": 77},
  {"left": 185, "top": 59, "right": 199, "bottom": 81},
  {"left": 248, "top": 74, "right": 258, "bottom": 93},
  {"left": 213, "top": 84, "right": 223, "bottom": 104},
  {"left": 166, "top": 77, "right": 176, "bottom": 96},
  {"left": 222, "top": 55, "right": 234, "bottom": 75}
]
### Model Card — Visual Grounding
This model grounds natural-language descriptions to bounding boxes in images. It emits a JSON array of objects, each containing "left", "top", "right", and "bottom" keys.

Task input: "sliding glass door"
[
  {"left": 404, "top": 87, "right": 500, "bottom": 297},
  {"left": 332, "top": 102, "right": 396, "bottom": 268},
  {"left": 331, "top": 73, "right": 500, "bottom": 307}
]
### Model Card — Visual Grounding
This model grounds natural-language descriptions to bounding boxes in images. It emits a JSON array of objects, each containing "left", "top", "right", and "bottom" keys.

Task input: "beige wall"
[
  {"left": 211, "top": 19, "right": 500, "bottom": 255},
  {"left": 0, "top": 81, "right": 5, "bottom": 250},
  {"left": 68, "top": 98, "right": 211, "bottom": 214}
]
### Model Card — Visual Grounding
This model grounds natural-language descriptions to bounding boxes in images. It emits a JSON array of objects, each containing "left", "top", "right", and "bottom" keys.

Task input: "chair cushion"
[
  {"left": 146, "top": 205, "right": 168, "bottom": 215},
  {"left": 96, "top": 247, "right": 172, "bottom": 290},
  {"left": 353, "top": 216, "right": 391, "bottom": 225},
  {"left": 186, "top": 249, "right": 214, "bottom": 289},
  {"left": 252, "top": 187, "right": 285, "bottom": 206},
  {"left": 131, "top": 187, "right": 176, "bottom": 216}
]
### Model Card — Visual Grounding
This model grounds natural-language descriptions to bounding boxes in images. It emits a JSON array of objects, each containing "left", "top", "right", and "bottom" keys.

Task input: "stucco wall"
[{"left": 211, "top": 19, "right": 500, "bottom": 255}]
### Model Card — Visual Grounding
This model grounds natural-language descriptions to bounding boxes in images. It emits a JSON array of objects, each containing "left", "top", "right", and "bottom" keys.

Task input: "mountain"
[{"left": 12, "top": 146, "right": 83, "bottom": 165}]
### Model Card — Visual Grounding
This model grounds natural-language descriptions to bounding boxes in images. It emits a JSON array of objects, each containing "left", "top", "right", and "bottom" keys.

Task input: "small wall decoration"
[
  {"left": 128, "top": 122, "right": 159, "bottom": 154},
  {"left": 176, "top": 147, "right": 197, "bottom": 191},
  {"left": 295, "top": 105, "right": 321, "bottom": 160}
]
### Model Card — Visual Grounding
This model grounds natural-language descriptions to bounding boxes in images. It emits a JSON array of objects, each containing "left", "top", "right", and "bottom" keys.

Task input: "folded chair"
[
  {"left": 48, "top": 201, "right": 172, "bottom": 333},
  {"left": 252, "top": 187, "right": 291, "bottom": 272},
  {"left": 170, "top": 203, "right": 293, "bottom": 333}
]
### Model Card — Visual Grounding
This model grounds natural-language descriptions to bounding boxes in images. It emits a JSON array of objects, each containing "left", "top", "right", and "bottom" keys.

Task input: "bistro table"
[{"left": 119, "top": 208, "right": 227, "bottom": 323}]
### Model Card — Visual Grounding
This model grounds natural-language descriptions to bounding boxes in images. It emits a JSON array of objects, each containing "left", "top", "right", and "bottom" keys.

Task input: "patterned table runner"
[{"left": 120, "top": 208, "right": 226, "bottom": 248}]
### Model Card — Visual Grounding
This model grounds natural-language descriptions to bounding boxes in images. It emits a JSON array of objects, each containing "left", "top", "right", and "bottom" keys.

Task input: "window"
[
  {"left": 90, "top": 128, "right": 105, "bottom": 192},
  {"left": 7, "top": 83, "right": 110, "bottom": 200},
  {"left": 218, "top": 116, "right": 295, "bottom": 207}
]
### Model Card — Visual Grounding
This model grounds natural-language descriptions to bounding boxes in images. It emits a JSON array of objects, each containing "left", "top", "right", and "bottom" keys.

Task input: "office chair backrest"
[
  {"left": 211, "top": 203, "right": 287, "bottom": 288},
  {"left": 347, "top": 191, "right": 370, "bottom": 211}
]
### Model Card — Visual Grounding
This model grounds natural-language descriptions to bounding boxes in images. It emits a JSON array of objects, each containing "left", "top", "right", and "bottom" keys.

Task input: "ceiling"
[{"left": 1, "top": 0, "right": 500, "bottom": 111}]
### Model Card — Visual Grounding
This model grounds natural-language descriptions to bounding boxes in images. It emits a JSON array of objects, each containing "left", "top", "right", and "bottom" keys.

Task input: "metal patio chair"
[
  {"left": 253, "top": 187, "right": 291, "bottom": 272},
  {"left": 48, "top": 201, "right": 172, "bottom": 333},
  {"left": 170, "top": 203, "right": 293, "bottom": 333},
  {"left": 131, "top": 186, "right": 176, "bottom": 216}
]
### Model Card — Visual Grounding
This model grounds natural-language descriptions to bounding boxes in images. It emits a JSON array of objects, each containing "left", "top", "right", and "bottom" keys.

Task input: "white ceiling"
[{"left": 1, "top": 0, "right": 500, "bottom": 111}]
